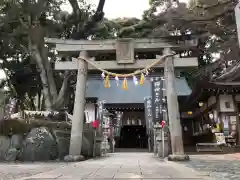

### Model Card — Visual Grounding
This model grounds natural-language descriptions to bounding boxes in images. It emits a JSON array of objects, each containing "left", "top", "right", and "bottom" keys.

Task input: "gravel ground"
[{"left": 176, "top": 154, "right": 240, "bottom": 180}]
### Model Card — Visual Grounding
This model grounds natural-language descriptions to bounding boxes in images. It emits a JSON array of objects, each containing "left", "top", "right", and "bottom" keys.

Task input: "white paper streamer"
[
  {"left": 146, "top": 69, "right": 149, "bottom": 76},
  {"left": 133, "top": 76, "right": 138, "bottom": 85},
  {"left": 101, "top": 72, "right": 105, "bottom": 79},
  {"left": 115, "top": 76, "right": 119, "bottom": 86}
]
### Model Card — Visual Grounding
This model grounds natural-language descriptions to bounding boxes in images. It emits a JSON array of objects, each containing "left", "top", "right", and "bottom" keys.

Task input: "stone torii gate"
[{"left": 46, "top": 37, "right": 198, "bottom": 161}]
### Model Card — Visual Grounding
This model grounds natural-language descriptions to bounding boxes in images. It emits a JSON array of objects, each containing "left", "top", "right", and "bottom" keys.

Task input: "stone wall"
[
  {"left": 0, "top": 125, "right": 97, "bottom": 161},
  {"left": 0, "top": 135, "right": 10, "bottom": 160}
]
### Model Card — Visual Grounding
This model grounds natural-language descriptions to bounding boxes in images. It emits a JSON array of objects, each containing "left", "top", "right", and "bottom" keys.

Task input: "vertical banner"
[
  {"left": 151, "top": 77, "right": 164, "bottom": 124},
  {"left": 161, "top": 77, "right": 167, "bottom": 123},
  {"left": 97, "top": 101, "right": 105, "bottom": 132},
  {"left": 144, "top": 96, "right": 153, "bottom": 133},
  {"left": 115, "top": 111, "right": 123, "bottom": 137}
]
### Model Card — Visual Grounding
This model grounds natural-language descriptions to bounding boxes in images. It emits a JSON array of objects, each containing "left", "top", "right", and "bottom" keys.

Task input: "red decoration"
[
  {"left": 161, "top": 120, "right": 166, "bottom": 128},
  {"left": 92, "top": 119, "right": 100, "bottom": 129}
]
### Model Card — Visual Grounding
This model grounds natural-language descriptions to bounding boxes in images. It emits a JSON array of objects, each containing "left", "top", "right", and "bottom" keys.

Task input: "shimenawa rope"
[{"left": 78, "top": 54, "right": 174, "bottom": 77}]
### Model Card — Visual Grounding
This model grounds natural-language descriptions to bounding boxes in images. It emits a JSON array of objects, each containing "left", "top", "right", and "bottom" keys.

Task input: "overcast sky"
[
  {"left": 62, "top": 0, "right": 189, "bottom": 19},
  {"left": 102, "top": 0, "right": 188, "bottom": 18}
]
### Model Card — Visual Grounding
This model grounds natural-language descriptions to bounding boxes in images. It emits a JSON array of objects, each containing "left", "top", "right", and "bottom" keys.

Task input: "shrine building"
[{"left": 181, "top": 78, "right": 240, "bottom": 152}]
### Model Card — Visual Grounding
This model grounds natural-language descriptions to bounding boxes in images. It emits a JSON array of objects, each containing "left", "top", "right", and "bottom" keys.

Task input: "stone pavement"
[
  {"left": 3, "top": 153, "right": 240, "bottom": 180},
  {"left": 176, "top": 154, "right": 240, "bottom": 180},
  {"left": 15, "top": 153, "right": 205, "bottom": 180},
  {"left": 0, "top": 162, "right": 67, "bottom": 180}
]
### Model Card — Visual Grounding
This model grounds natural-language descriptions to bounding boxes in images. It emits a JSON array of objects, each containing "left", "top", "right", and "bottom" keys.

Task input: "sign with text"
[
  {"left": 97, "top": 101, "right": 105, "bottom": 131},
  {"left": 151, "top": 77, "right": 164, "bottom": 124},
  {"left": 144, "top": 96, "right": 153, "bottom": 133},
  {"left": 115, "top": 112, "right": 123, "bottom": 137}
]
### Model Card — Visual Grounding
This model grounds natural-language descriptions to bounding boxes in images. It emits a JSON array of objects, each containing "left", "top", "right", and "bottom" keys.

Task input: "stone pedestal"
[
  {"left": 157, "top": 140, "right": 169, "bottom": 158},
  {"left": 168, "top": 154, "right": 190, "bottom": 161},
  {"left": 156, "top": 129, "right": 169, "bottom": 158},
  {"left": 64, "top": 155, "right": 85, "bottom": 162}
]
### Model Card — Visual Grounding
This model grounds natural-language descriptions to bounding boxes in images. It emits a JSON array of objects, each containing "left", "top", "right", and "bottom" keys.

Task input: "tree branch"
[
  {"left": 82, "top": 0, "right": 105, "bottom": 37},
  {"left": 172, "top": 9, "right": 234, "bottom": 23},
  {"left": 68, "top": 0, "right": 80, "bottom": 15},
  {"left": 95, "top": 0, "right": 105, "bottom": 13},
  {"left": 71, "top": 0, "right": 106, "bottom": 39},
  {"left": 53, "top": 71, "right": 71, "bottom": 109},
  {"left": 197, "top": 0, "right": 235, "bottom": 10},
  {"left": 171, "top": 0, "right": 236, "bottom": 23}
]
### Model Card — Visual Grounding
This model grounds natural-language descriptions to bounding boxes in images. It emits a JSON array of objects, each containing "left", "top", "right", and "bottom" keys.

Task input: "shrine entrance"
[
  {"left": 119, "top": 125, "right": 147, "bottom": 149},
  {"left": 48, "top": 36, "right": 198, "bottom": 158},
  {"left": 106, "top": 104, "right": 148, "bottom": 151}
]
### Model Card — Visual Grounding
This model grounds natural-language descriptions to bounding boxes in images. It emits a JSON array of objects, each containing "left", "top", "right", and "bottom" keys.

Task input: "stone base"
[
  {"left": 167, "top": 154, "right": 190, "bottom": 161},
  {"left": 64, "top": 155, "right": 85, "bottom": 162}
]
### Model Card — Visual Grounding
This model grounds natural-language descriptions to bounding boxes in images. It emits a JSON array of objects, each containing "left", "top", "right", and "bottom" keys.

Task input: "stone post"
[
  {"left": 66, "top": 51, "right": 88, "bottom": 161},
  {"left": 163, "top": 48, "right": 189, "bottom": 161},
  {"left": 153, "top": 129, "right": 157, "bottom": 155}
]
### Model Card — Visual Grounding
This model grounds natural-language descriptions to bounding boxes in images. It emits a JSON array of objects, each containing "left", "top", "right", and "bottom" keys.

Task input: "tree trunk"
[
  {"left": 31, "top": 43, "right": 53, "bottom": 110},
  {"left": 41, "top": 47, "right": 58, "bottom": 102},
  {"left": 29, "top": 97, "right": 36, "bottom": 111},
  {"left": 29, "top": 25, "right": 69, "bottom": 110}
]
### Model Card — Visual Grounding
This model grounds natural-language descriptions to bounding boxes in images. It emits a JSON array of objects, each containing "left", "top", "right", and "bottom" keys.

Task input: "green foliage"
[
  {"left": 0, "top": 0, "right": 106, "bottom": 110},
  {"left": 0, "top": 0, "right": 239, "bottom": 109},
  {"left": 110, "top": 0, "right": 239, "bottom": 84},
  {"left": 0, "top": 0, "right": 65, "bottom": 109}
]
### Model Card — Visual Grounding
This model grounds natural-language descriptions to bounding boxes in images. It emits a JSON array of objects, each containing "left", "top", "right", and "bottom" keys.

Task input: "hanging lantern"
[
  {"left": 198, "top": 102, "right": 204, "bottom": 107},
  {"left": 123, "top": 78, "right": 128, "bottom": 90},
  {"left": 209, "top": 113, "right": 214, "bottom": 120},
  {"left": 104, "top": 75, "right": 111, "bottom": 88},
  {"left": 140, "top": 73, "right": 145, "bottom": 85},
  {"left": 187, "top": 111, "right": 193, "bottom": 115}
]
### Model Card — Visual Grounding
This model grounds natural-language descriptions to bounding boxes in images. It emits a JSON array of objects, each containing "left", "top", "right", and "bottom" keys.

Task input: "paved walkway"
[
  {"left": 5, "top": 153, "right": 240, "bottom": 180},
  {"left": 16, "top": 153, "right": 205, "bottom": 180}
]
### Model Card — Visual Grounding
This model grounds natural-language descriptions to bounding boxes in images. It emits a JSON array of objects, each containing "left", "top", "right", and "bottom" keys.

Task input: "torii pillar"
[
  {"left": 235, "top": 1, "right": 240, "bottom": 145},
  {"left": 163, "top": 48, "right": 189, "bottom": 161},
  {"left": 65, "top": 51, "right": 88, "bottom": 161}
]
